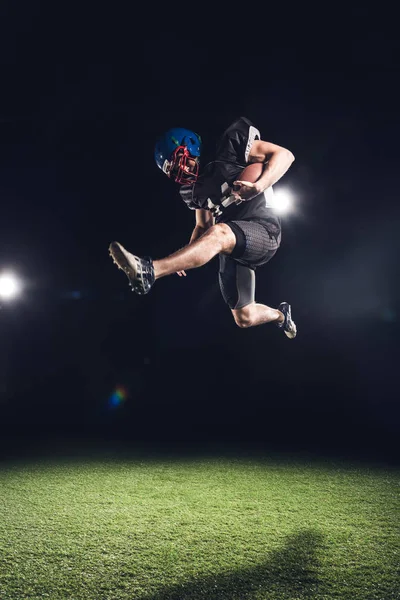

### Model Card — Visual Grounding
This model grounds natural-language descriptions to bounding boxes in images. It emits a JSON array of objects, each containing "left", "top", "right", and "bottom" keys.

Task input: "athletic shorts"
[{"left": 218, "top": 219, "right": 281, "bottom": 310}]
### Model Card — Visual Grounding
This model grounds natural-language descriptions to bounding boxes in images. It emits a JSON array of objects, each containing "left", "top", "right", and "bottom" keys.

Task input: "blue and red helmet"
[{"left": 154, "top": 127, "right": 202, "bottom": 184}]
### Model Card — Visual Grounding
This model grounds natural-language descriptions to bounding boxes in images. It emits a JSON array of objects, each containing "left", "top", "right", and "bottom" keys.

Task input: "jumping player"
[{"left": 109, "top": 116, "right": 297, "bottom": 338}]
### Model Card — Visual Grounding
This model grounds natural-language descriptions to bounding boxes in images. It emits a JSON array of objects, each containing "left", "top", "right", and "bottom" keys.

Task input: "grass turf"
[{"left": 0, "top": 447, "right": 399, "bottom": 599}]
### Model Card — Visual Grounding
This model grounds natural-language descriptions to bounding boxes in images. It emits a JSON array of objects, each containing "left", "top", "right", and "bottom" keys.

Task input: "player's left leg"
[
  {"left": 219, "top": 257, "right": 296, "bottom": 337},
  {"left": 232, "top": 302, "right": 284, "bottom": 328},
  {"left": 219, "top": 220, "right": 297, "bottom": 338},
  {"left": 233, "top": 301, "right": 297, "bottom": 338},
  {"left": 219, "top": 255, "right": 283, "bottom": 327}
]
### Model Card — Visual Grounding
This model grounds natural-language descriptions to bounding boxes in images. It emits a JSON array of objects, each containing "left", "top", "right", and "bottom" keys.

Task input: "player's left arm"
[
  {"left": 234, "top": 140, "right": 295, "bottom": 201},
  {"left": 250, "top": 140, "right": 295, "bottom": 192}
]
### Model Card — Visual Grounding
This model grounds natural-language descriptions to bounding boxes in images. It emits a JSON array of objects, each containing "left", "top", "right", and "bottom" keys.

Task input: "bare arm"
[
  {"left": 177, "top": 209, "right": 214, "bottom": 276},
  {"left": 233, "top": 139, "right": 295, "bottom": 201},
  {"left": 190, "top": 209, "right": 214, "bottom": 243},
  {"left": 250, "top": 140, "right": 295, "bottom": 191}
]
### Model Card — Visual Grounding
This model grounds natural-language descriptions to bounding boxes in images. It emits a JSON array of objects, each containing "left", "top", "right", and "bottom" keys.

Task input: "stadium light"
[
  {"left": 271, "top": 187, "right": 294, "bottom": 215},
  {"left": 0, "top": 272, "right": 22, "bottom": 301}
]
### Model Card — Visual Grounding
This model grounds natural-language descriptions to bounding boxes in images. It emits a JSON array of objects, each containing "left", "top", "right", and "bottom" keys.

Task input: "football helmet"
[{"left": 154, "top": 127, "right": 202, "bottom": 184}]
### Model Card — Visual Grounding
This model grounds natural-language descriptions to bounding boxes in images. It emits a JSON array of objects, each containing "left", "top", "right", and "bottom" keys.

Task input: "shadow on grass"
[{"left": 137, "top": 530, "right": 324, "bottom": 600}]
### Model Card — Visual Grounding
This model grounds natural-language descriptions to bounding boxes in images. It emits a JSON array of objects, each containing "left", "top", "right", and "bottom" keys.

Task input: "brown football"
[{"left": 235, "top": 162, "right": 263, "bottom": 187}]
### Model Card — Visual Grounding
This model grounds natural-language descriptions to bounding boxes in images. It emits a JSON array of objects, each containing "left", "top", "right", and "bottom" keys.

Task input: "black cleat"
[
  {"left": 109, "top": 241, "right": 155, "bottom": 295},
  {"left": 277, "top": 302, "right": 297, "bottom": 339}
]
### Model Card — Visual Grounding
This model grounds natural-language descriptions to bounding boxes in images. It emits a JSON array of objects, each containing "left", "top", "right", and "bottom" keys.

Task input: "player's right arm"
[{"left": 177, "top": 210, "right": 214, "bottom": 276}]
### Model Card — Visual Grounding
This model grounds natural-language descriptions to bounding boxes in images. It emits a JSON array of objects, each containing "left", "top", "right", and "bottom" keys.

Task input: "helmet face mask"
[
  {"left": 155, "top": 127, "right": 202, "bottom": 185},
  {"left": 167, "top": 146, "right": 200, "bottom": 184}
]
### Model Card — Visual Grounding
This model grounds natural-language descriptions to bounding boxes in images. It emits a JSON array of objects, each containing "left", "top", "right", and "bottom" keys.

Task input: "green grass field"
[{"left": 0, "top": 446, "right": 399, "bottom": 600}]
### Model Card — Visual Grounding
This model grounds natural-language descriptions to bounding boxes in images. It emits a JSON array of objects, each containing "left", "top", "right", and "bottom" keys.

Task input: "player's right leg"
[
  {"left": 153, "top": 223, "right": 236, "bottom": 278},
  {"left": 109, "top": 223, "right": 236, "bottom": 295}
]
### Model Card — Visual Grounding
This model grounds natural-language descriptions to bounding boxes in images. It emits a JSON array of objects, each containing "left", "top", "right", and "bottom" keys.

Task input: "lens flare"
[{"left": 108, "top": 385, "right": 129, "bottom": 408}]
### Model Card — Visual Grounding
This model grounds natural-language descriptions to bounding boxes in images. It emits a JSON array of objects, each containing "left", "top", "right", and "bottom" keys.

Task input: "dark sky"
[{"left": 0, "top": 3, "right": 399, "bottom": 460}]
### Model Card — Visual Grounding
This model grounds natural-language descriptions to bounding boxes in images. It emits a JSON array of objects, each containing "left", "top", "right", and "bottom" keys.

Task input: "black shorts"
[{"left": 218, "top": 219, "right": 281, "bottom": 310}]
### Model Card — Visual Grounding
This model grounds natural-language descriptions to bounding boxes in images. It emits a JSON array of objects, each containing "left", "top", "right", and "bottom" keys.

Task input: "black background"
[{"left": 0, "top": 3, "right": 399, "bottom": 462}]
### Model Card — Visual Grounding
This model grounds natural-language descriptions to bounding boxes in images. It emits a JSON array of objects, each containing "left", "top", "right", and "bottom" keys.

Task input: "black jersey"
[{"left": 179, "top": 116, "right": 281, "bottom": 228}]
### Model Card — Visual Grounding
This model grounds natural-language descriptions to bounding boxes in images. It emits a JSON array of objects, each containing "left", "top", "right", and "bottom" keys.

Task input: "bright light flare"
[
  {"left": 271, "top": 188, "right": 294, "bottom": 214},
  {"left": 0, "top": 272, "right": 22, "bottom": 301}
]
